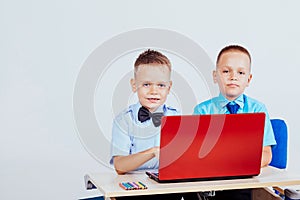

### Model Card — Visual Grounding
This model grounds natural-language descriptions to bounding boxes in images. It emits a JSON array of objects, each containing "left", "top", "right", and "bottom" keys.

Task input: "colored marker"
[
  {"left": 131, "top": 182, "right": 141, "bottom": 189},
  {"left": 127, "top": 182, "right": 135, "bottom": 190},
  {"left": 119, "top": 182, "right": 128, "bottom": 190},
  {"left": 136, "top": 182, "right": 144, "bottom": 189},
  {"left": 122, "top": 182, "right": 132, "bottom": 190},
  {"left": 126, "top": 182, "right": 135, "bottom": 190},
  {"left": 137, "top": 181, "right": 147, "bottom": 189}
]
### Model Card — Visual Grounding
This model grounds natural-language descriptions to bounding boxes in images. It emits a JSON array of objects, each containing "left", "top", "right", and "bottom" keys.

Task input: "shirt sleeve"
[
  {"left": 109, "top": 114, "right": 132, "bottom": 165},
  {"left": 259, "top": 105, "right": 277, "bottom": 147},
  {"left": 193, "top": 104, "right": 201, "bottom": 114},
  {"left": 193, "top": 102, "right": 209, "bottom": 115}
]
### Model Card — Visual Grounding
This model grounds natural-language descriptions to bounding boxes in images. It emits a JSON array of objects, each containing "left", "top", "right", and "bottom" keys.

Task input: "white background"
[{"left": 1, "top": 1, "right": 299, "bottom": 199}]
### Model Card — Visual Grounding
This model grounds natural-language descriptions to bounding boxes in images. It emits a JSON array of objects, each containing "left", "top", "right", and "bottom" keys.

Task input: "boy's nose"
[
  {"left": 230, "top": 71, "right": 238, "bottom": 80},
  {"left": 149, "top": 85, "right": 158, "bottom": 94}
]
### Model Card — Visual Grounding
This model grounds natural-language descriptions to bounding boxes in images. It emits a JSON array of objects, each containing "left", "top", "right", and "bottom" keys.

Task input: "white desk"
[{"left": 85, "top": 166, "right": 300, "bottom": 199}]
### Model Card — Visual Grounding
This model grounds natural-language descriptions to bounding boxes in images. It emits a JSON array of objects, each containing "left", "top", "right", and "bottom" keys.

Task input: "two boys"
[{"left": 110, "top": 46, "right": 276, "bottom": 200}]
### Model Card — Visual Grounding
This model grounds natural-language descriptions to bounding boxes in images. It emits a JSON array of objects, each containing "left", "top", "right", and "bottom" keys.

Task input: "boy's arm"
[
  {"left": 259, "top": 104, "right": 276, "bottom": 168},
  {"left": 261, "top": 146, "right": 272, "bottom": 167},
  {"left": 113, "top": 147, "right": 159, "bottom": 175}
]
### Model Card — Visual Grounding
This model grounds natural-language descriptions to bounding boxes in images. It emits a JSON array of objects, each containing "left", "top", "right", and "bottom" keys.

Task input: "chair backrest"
[{"left": 269, "top": 119, "right": 288, "bottom": 169}]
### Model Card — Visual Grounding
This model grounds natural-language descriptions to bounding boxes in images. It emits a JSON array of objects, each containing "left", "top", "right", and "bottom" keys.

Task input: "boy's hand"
[
  {"left": 148, "top": 146, "right": 159, "bottom": 159},
  {"left": 153, "top": 146, "right": 160, "bottom": 160}
]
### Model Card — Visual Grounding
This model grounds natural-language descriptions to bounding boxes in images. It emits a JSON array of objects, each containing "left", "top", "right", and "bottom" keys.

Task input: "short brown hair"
[
  {"left": 216, "top": 45, "right": 251, "bottom": 65},
  {"left": 134, "top": 49, "right": 171, "bottom": 72}
]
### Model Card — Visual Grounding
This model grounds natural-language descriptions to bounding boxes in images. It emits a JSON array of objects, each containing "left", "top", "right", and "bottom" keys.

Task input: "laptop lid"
[{"left": 152, "top": 113, "right": 265, "bottom": 183}]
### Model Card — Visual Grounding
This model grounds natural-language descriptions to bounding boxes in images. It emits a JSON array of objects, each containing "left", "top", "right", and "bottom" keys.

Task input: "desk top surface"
[{"left": 85, "top": 166, "right": 300, "bottom": 198}]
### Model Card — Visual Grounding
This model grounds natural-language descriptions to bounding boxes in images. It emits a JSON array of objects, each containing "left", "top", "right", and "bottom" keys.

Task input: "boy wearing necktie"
[{"left": 194, "top": 45, "right": 276, "bottom": 200}]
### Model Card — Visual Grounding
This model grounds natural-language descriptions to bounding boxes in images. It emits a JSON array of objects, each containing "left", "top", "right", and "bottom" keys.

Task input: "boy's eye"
[
  {"left": 222, "top": 70, "right": 229, "bottom": 73},
  {"left": 143, "top": 83, "right": 150, "bottom": 87},
  {"left": 157, "top": 84, "right": 166, "bottom": 88},
  {"left": 239, "top": 71, "right": 245, "bottom": 75}
]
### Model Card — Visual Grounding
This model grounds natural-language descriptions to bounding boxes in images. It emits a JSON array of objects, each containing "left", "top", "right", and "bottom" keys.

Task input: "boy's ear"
[
  {"left": 130, "top": 78, "right": 137, "bottom": 92},
  {"left": 246, "top": 74, "right": 253, "bottom": 86},
  {"left": 213, "top": 70, "right": 217, "bottom": 83},
  {"left": 167, "top": 81, "right": 173, "bottom": 93}
]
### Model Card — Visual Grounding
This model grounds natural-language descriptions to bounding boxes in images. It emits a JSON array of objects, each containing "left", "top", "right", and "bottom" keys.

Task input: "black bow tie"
[{"left": 138, "top": 106, "right": 164, "bottom": 127}]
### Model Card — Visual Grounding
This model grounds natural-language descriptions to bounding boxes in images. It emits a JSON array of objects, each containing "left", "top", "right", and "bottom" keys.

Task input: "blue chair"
[
  {"left": 268, "top": 119, "right": 300, "bottom": 199},
  {"left": 253, "top": 119, "right": 288, "bottom": 200},
  {"left": 269, "top": 119, "right": 288, "bottom": 169}
]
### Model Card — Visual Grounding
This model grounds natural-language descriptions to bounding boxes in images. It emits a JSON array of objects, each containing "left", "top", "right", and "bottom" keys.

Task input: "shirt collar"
[{"left": 218, "top": 93, "right": 245, "bottom": 109}]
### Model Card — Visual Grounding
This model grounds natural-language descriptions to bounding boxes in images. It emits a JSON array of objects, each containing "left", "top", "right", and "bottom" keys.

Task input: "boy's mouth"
[
  {"left": 147, "top": 98, "right": 160, "bottom": 102},
  {"left": 227, "top": 83, "right": 239, "bottom": 87}
]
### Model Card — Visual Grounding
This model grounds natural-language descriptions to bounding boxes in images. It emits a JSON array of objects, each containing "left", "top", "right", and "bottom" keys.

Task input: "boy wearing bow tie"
[
  {"left": 110, "top": 49, "right": 178, "bottom": 175},
  {"left": 193, "top": 45, "right": 276, "bottom": 200}
]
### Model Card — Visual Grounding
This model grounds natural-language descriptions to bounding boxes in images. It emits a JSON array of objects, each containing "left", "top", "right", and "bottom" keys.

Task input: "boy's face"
[
  {"left": 130, "top": 64, "right": 172, "bottom": 113},
  {"left": 213, "top": 51, "right": 252, "bottom": 101}
]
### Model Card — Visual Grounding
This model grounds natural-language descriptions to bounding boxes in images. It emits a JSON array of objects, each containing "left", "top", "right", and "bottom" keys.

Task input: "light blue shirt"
[
  {"left": 110, "top": 102, "right": 179, "bottom": 170},
  {"left": 193, "top": 93, "right": 276, "bottom": 147}
]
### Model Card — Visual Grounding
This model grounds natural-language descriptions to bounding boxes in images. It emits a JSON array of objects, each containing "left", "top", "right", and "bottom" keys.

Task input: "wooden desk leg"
[{"left": 252, "top": 188, "right": 282, "bottom": 200}]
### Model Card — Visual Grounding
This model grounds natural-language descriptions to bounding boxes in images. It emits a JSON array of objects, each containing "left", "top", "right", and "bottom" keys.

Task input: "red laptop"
[{"left": 146, "top": 113, "right": 265, "bottom": 183}]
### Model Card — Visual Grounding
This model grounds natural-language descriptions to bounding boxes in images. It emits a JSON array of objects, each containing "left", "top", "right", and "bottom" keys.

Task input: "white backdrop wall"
[{"left": 1, "top": 1, "right": 299, "bottom": 199}]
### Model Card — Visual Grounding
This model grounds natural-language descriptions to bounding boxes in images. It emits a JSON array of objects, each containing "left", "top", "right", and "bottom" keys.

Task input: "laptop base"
[{"left": 146, "top": 171, "right": 257, "bottom": 183}]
